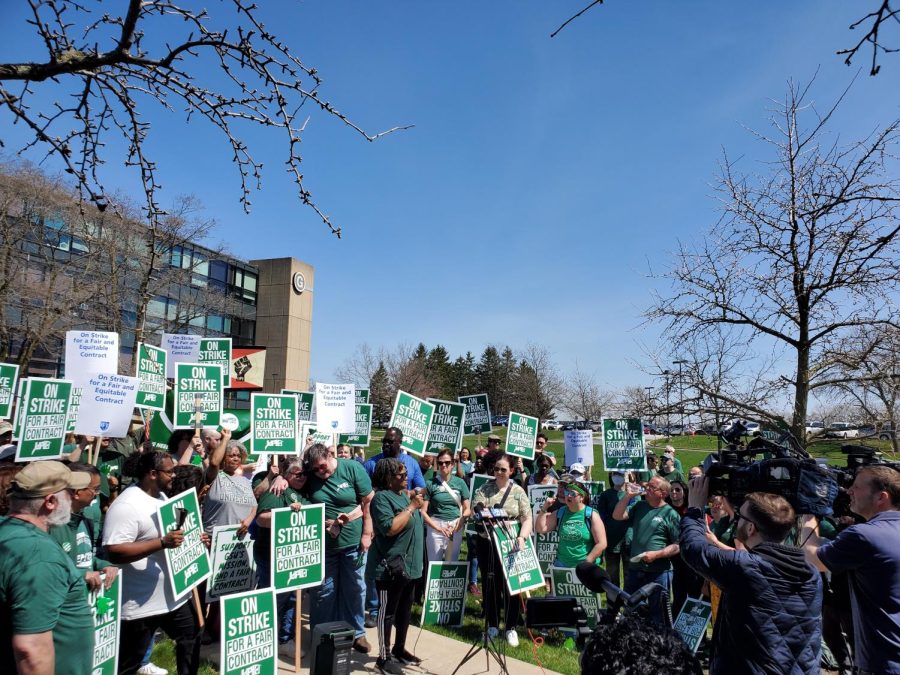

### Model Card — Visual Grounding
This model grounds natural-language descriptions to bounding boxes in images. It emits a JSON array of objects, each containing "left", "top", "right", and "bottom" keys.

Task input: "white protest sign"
[
  {"left": 74, "top": 373, "right": 140, "bottom": 437},
  {"left": 564, "top": 429, "right": 594, "bottom": 467},
  {"left": 161, "top": 333, "right": 202, "bottom": 377},
  {"left": 65, "top": 331, "right": 119, "bottom": 386},
  {"left": 207, "top": 525, "right": 256, "bottom": 601},
  {"left": 314, "top": 383, "right": 355, "bottom": 433}
]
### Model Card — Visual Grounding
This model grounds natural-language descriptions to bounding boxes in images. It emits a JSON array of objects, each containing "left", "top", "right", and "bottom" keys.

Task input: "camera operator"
[
  {"left": 681, "top": 476, "right": 822, "bottom": 674},
  {"left": 799, "top": 465, "right": 900, "bottom": 675}
]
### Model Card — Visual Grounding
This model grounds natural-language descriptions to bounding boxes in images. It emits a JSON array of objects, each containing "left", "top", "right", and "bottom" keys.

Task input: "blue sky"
[{"left": 3, "top": 1, "right": 900, "bottom": 394}]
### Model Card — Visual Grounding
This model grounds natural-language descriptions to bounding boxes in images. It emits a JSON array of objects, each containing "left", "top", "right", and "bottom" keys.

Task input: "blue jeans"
[
  {"left": 311, "top": 546, "right": 367, "bottom": 639},
  {"left": 624, "top": 566, "right": 672, "bottom": 627},
  {"left": 254, "top": 550, "right": 298, "bottom": 643},
  {"left": 466, "top": 533, "right": 479, "bottom": 584}
]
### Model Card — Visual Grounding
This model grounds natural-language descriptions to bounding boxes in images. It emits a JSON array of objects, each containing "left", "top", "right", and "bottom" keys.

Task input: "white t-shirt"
[{"left": 102, "top": 485, "right": 188, "bottom": 619}]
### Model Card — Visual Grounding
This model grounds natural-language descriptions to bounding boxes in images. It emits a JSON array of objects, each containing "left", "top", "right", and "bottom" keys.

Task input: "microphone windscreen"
[{"left": 576, "top": 561, "right": 611, "bottom": 594}]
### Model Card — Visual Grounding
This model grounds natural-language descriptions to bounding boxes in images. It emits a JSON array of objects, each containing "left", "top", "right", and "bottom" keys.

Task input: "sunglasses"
[
  {"left": 494, "top": 467, "right": 509, "bottom": 473},
  {"left": 562, "top": 489, "right": 579, "bottom": 498},
  {"left": 437, "top": 460, "right": 453, "bottom": 466}
]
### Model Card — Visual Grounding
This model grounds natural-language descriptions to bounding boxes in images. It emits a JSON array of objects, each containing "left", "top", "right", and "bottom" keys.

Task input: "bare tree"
[
  {"left": 562, "top": 363, "right": 613, "bottom": 423},
  {"left": 0, "top": 0, "right": 410, "bottom": 237},
  {"left": 512, "top": 344, "right": 565, "bottom": 422},
  {"left": 648, "top": 80, "right": 900, "bottom": 441},
  {"left": 335, "top": 344, "right": 383, "bottom": 389}
]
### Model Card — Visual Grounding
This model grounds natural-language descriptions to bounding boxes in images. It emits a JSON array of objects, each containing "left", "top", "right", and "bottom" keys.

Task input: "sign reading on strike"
[
  {"left": 271, "top": 503, "right": 325, "bottom": 592},
  {"left": 491, "top": 522, "right": 545, "bottom": 595},
  {"left": 157, "top": 488, "right": 211, "bottom": 597},
  {"left": 199, "top": 337, "right": 232, "bottom": 387},
  {"left": 65, "top": 386, "right": 82, "bottom": 433},
  {"left": 458, "top": 393, "right": 491, "bottom": 435},
  {"left": 0, "top": 362, "right": 20, "bottom": 419},
  {"left": 425, "top": 398, "right": 466, "bottom": 454},
  {"left": 74, "top": 373, "right": 139, "bottom": 437},
  {"left": 528, "top": 484, "right": 560, "bottom": 575},
  {"left": 505, "top": 411, "right": 539, "bottom": 461},
  {"left": 355, "top": 388, "right": 370, "bottom": 404},
  {"left": 162, "top": 333, "right": 201, "bottom": 377},
  {"left": 173, "top": 363, "right": 223, "bottom": 429},
  {"left": 389, "top": 390, "right": 435, "bottom": 457},
  {"left": 135, "top": 342, "right": 167, "bottom": 410},
  {"left": 420, "top": 561, "right": 469, "bottom": 627},
  {"left": 338, "top": 403, "right": 373, "bottom": 446},
  {"left": 282, "top": 389, "right": 315, "bottom": 422},
  {"left": 601, "top": 418, "right": 647, "bottom": 471},
  {"left": 220, "top": 588, "right": 278, "bottom": 675},
  {"left": 14, "top": 377, "right": 72, "bottom": 461},
  {"left": 673, "top": 598, "right": 713, "bottom": 653},
  {"left": 251, "top": 393, "right": 298, "bottom": 454},
  {"left": 208, "top": 525, "right": 256, "bottom": 601},
  {"left": 551, "top": 566, "right": 602, "bottom": 628},
  {"left": 90, "top": 572, "right": 121, "bottom": 675}
]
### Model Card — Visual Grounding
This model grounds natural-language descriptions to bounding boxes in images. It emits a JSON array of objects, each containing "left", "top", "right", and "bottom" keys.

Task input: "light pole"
[
  {"left": 645, "top": 386, "right": 653, "bottom": 424},
  {"left": 662, "top": 370, "right": 671, "bottom": 435},
  {"left": 674, "top": 359, "right": 688, "bottom": 431}
]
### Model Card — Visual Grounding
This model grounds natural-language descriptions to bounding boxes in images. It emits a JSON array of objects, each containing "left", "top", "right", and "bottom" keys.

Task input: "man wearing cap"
[
  {"left": 0, "top": 461, "right": 94, "bottom": 675},
  {"left": 103, "top": 451, "right": 202, "bottom": 675}
]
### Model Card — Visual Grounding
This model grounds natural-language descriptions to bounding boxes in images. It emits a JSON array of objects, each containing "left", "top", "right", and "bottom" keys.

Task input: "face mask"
[{"left": 612, "top": 474, "right": 625, "bottom": 487}]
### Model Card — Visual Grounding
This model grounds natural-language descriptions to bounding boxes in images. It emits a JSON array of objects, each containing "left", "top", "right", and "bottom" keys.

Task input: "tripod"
[{"left": 452, "top": 522, "right": 509, "bottom": 675}]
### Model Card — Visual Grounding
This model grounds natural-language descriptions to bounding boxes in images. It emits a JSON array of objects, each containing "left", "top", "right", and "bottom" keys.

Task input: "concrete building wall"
[{"left": 250, "top": 257, "right": 314, "bottom": 392}]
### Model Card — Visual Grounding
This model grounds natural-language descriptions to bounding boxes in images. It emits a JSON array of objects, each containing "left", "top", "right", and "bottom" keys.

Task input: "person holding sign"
[
  {"left": 422, "top": 448, "right": 472, "bottom": 562},
  {"left": 535, "top": 480, "right": 606, "bottom": 568},
  {"left": 103, "top": 451, "right": 204, "bottom": 675},
  {"left": 1, "top": 461, "right": 94, "bottom": 675},
  {"left": 368, "top": 457, "right": 425, "bottom": 673},
  {"left": 472, "top": 451, "right": 533, "bottom": 648}
]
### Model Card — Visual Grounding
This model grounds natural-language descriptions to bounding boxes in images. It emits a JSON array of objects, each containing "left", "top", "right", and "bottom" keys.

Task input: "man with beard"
[
  {"left": 1, "top": 461, "right": 94, "bottom": 675},
  {"left": 363, "top": 427, "right": 425, "bottom": 490},
  {"left": 681, "top": 477, "right": 822, "bottom": 674}
]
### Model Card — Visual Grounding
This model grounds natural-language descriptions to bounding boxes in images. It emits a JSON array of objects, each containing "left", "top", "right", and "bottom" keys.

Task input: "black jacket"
[{"left": 680, "top": 509, "right": 822, "bottom": 674}]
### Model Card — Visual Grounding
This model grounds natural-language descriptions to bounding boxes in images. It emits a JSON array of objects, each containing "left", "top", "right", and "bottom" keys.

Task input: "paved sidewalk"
[{"left": 202, "top": 621, "right": 565, "bottom": 675}]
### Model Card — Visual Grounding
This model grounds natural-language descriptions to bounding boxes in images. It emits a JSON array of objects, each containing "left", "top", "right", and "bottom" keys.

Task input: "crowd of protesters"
[{"left": 1, "top": 421, "right": 899, "bottom": 675}]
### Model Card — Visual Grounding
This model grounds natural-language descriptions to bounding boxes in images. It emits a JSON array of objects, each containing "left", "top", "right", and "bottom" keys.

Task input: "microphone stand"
[{"left": 452, "top": 515, "right": 509, "bottom": 675}]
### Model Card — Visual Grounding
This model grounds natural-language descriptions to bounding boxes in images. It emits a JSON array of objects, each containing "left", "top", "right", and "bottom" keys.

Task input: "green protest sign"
[
  {"left": 528, "top": 484, "right": 560, "bottom": 575},
  {"left": 505, "top": 411, "right": 538, "bottom": 461},
  {"left": 466, "top": 474, "right": 492, "bottom": 535},
  {"left": 199, "top": 337, "right": 232, "bottom": 387},
  {"left": 389, "top": 390, "right": 435, "bottom": 457},
  {"left": 424, "top": 398, "right": 466, "bottom": 454},
  {"left": 491, "top": 522, "right": 545, "bottom": 595},
  {"left": 90, "top": 573, "right": 121, "bottom": 675},
  {"left": 15, "top": 377, "right": 72, "bottom": 461},
  {"left": 173, "top": 363, "right": 223, "bottom": 428},
  {"left": 420, "top": 561, "right": 469, "bottom": 627},
  {"left": 135, "top": 342, "right": 167, "bottom": 410},
  {"left": 338, "top": 403, "right": 372, "bottom": 446},
  {"left": 551, "top": 566, "right": 602, "bottom": 628},
  {"left": 220, "top": 588, "right": 278, "bottom": 675},
  {"left": 601, "top": 418, "right": 647, "bottom": 471},
  {"left": 158, "top": 487, "right": 211, "bottom": 597},
  {"left": 271, "top": 503, "right": 325, "bottom": 592},
  {"left": 673, "top": 598, "right": 713, "bottom": 653},
  {"left": 251, "top": 393, "right": 298, "bottom": 454},
  {"left": 282, "top": 389, "right": 315, "bottom": 422},
  {"left": 0, "top": 363, "right": 20, "bottom": 419},
  {"left": 208, "top": 525, "right": 257, "bottom": 601},
  {"left": 355, "top": 388, "right": 370, "bottom": 404},
  {"left": 458, "top": 393, "right": 491, "bottom": 435},
  {"left": 65, "top": 386, "right": 81, "bottom": 433},
  {"left": 585, "top": 481, "right": 607, "bottom": 512}
]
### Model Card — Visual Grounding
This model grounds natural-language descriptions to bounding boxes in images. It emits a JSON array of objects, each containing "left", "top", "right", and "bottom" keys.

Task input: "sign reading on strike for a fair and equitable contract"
[
  {"left": 389, "top": 390, "right": 435, "bottom": 457},
  {"left": 601, "top": 417, "right": 647, "bottom": 472},
  {"left": 505, "top": 411, "right": 539, "bottom": 461},
  {"left": 314, "top": 383, "right": 355, "bottom": 433},
  {"left": 458, "top": 393, "right": 491, "bottom": 435},
  {"left": 251, "top": 393, "right": 298, "bottom": 454},
  {"left": 173, "top": 363, "right": 223, "bottom": 428}
]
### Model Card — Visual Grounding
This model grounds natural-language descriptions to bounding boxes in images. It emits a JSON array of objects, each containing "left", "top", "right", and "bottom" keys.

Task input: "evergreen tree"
[{"left": 370, "top": 361, "right": 391, "bottom": 424}]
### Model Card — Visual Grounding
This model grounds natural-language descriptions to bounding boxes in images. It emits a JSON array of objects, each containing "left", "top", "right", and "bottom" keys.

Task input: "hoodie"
[{"left": 680, "top": 509, "right": 822, "bottom": 675}]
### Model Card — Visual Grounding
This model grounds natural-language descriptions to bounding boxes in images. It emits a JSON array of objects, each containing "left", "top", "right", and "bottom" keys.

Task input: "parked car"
[
  {"left": 491, "top": 415, "right": 509, "bottom": 427},
  {"left": 805, "top": 421, "right": 825, "bottom": 436},
  {"left": 824, "top": 422, "right": 859, "bottom": 439},
  {"left": 542, "top": 419, "right": 563, "bottom": 431},
  {"left": 857, "top": 423, "right": 897, "bottom": 440},
  {"left": 744, "top": 422, "right": 761, "bottom": 435}
]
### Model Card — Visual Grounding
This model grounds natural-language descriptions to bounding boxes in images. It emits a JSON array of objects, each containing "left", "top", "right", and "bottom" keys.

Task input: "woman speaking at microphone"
[{"left": 472, "top": 451, "right": 533, "bottom": 648}]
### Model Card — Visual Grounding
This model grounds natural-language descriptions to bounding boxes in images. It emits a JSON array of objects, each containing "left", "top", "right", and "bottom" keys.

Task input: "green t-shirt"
[
  {"left": 556, "top": 507, "right": 600, "bottom": 568},
  {"left": 49, "top": 513, "right": 109, "bottom": 572},
  {"left": 368, "top": 489, "right": 424, "bottom": 581},
  {"left": 657, "top": 468, "right": 686, "bottom": 486},
  {"left": 425, "top": 474, "right": 470, "bottom": 521},
  {"left": 254, "top": 487, "right": 308, "bottom": 563},
  {"left": 626, "top": 500, "right": 682, "bottom": 574},
  {"left": 711, "top": 515, "right": 737, "bottom": 547},
  {"left": 0, "top": 517, "right": 93, "bottom": 675},
  {"left": 302, "top": 459, "right": 373, "bottom": 551}
]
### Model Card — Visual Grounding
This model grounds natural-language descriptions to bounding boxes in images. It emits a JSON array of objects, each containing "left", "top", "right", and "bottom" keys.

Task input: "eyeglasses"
[
  {"left": 646, "top": 484, "right": 665, "bottom": 494},
  {"left": 394, "top": 471, "right": 408, "bottom": 478},
  {"left": 536, "top": 440, "right": 546, "bottom": 446},
  {"left": 494, "top": 467, "right": 509, "bottom": 473},
  {"left": 157, "top": 468, "right": 175, "bottom": 476},
  {"left": 313, "top": 463, "right": 329, "bottom": 473},
  {"left": 437, "top": 460, "right": 453, "bottom": 466},
  {"left": 733, "top": 511, "right": 759, "bottom": 529}
]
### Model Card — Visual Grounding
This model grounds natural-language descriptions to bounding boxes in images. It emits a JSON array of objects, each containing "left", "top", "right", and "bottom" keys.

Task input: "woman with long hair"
[{"left": 535, "top": 480, "right": 606, "bottom": 568}]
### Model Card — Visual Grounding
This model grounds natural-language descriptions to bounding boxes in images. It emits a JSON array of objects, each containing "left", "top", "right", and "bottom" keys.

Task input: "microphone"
[
  {"left": 626, "top": 582, "right": 665, "bottom": 608},
  {"left": 575, "top": 563, "right": 631, "bottom": 605}
]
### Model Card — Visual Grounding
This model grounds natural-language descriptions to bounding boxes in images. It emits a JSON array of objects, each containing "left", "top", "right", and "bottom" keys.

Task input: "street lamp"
[
  {"left": 673, "top": 359, "right": 688, "bottom": 431},
  {"left": 645, "top": 386, "right": 653, "bottom": 424},
  {"left": 662, "top": 370, "right": 671, "bottom": 435}
]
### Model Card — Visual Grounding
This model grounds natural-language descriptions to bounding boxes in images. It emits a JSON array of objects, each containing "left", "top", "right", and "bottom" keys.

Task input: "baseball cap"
[
  {"left": 0, "top": 421, "right": 13, "bottom": 436},
  {"left": 487, "top": 434, "right": 501, "bottom": 443},
  {"left": 567, "top": 462, "right": 586, "bottom": 477},
  {"left": 10, "top": 461, "right": 90, "bottom": 497}
]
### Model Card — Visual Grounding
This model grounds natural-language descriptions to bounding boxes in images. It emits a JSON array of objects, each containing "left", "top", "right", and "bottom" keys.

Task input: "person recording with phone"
[{"left": 472, "top": 451, "right": 533, "bottom": 648}]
